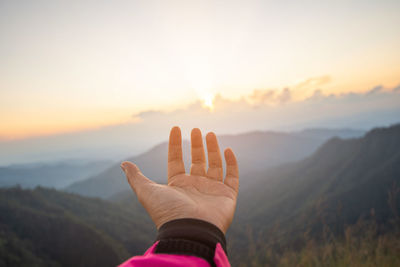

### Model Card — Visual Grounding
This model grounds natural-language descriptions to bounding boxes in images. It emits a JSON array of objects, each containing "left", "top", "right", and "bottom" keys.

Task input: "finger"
[
  {"left": 190, "top": 128, "right": 206, "bottom": 176},
  {"left": 224, "top": 148, "right": 239, "bottom": 193},
  {"left": 168, "top": 126, "right": 185, "bottom": 180},
  {"left": 121, "top": 161, "right": 154, "bottom": 196},
  {"left": 206, "top": 132, "right": 223, "bottom": 181}
]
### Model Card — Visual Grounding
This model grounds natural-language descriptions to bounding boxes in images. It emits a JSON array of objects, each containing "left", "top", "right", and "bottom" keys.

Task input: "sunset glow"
[
  {"left": 1, "top": 0, "right": 400, "bottom": 140},
  {"left": 202, "top": 93, "right": 215, "bottom": 111}
]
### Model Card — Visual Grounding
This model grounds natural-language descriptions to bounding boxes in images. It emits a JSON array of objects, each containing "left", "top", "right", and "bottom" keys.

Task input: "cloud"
[
  {"left": 249, "top": 89, "right": 276, "bottom": 105},
  {"left": 367, "top": 85, "right": 383, "bottom": 94},
  {"left": 307, "top": 89, "right": 325, "bottom": 100},
  {"left": 248, "top": 75, "right": 331, "bottom": 105},
  {"left": 134, "top": 110, "right": 161, "bottom": 118},
  {"left": 294, "top": 75, "right": 331, "bottom": 90},
  {"left": 249, "top": 87, "right": 291, "bottom": 105},
  {"left": 278, "top": 88, "right": 291, "bottom": 103},
  {"left": 1, "top": 81, "right": 399, "bottom": 165},
  {"left": 130, "top": 83, "right": 400, "bottom": 133}
]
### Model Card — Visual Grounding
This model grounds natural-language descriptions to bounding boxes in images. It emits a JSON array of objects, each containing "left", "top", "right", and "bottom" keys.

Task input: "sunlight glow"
[
  {"left": 194, "top": 85, "right": 215, "bottom": 111},
  {"left": 1, "top": 1, "right": 400, "bottom": 139},
  {"left": 202, "top": 93, "right": 215, "bottom": 110}
]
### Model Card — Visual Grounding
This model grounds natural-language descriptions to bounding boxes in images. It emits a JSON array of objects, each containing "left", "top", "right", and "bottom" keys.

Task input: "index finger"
[{"left": 168, "top": 126, "right": 186, "bottom": 181}]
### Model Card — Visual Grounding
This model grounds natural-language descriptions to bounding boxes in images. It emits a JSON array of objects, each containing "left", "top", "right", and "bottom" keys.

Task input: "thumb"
[{"left": 121, "top": 161, "right": 154, "bottom": 195}]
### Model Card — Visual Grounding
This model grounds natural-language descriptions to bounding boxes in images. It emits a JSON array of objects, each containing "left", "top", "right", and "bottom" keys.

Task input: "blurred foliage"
[{"left": 235, "top": 212, "right": 400, "bottom": 267}]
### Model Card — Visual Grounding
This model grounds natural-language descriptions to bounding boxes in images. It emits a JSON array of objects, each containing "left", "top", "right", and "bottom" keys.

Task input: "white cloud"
[{"left": 1, "top": 83, "right": 399, "bottom": 165}]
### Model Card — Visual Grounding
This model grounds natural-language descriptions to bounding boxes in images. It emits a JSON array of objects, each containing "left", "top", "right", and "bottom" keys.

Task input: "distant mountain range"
[
  {"left": 0, "top": 160, "right": 113, "bottom": 189},
  {"left": 231, "top": 123, "right": 400, "bottom": 251},
  {"left": 1, "top": 124, "right": 399, "bottom": 266},
  {"left": 66, "top": 128, "right": 364, "bottom": 198},
  {"left": 108, "top": 123, "right": 400, "bottom": 263}
]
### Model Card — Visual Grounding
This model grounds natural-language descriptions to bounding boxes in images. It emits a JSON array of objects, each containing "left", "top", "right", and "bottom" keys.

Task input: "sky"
[{"left": 0, "top": 0, "right": 400, "bottom": 164}]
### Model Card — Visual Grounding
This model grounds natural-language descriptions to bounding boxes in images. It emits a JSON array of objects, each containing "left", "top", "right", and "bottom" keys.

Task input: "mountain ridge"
[
  {"left": 0, "top": 160, "right": 114, "bottom": 189},
  {"left": 1, "top": 124, "right": 399, "bottom": 266},
  {"left": 0, "top": 186, "right": 154, "bottom": 267},
  {"left": 235, "top": 123, "right": 400, "bottom": 238},
  {"left": 66, "top": 128, "right": 364, "bottom": 198}
]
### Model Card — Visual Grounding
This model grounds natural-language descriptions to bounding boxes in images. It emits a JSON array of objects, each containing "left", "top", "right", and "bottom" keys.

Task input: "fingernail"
[{"left": 120, "top": 164, "right": 126, "bottom": 173}]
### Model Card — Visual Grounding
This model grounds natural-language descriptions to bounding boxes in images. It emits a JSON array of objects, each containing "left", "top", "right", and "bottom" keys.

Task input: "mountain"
[
  {"left": 0, "top": 187, "right": 154, "bottom": 267},
  {"left": 0, "top": 160, "right": 114, "bottom": 189},
  {"left": 66, "top": 128, "right": 364, "bottom": 198},
  {"left": 234, "top": 124, "right": 400, "bottom": 245},
  {"left": 0, "top": 125, "right": 398, "bottom": 266},
  {"left": 104, "top": 124, "right": 400, "bottom": 265}
]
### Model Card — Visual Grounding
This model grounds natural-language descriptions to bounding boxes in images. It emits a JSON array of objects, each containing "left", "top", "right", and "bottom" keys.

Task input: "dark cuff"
[{"left": 154, "top": 218, "right": 227, "bottom": 266}]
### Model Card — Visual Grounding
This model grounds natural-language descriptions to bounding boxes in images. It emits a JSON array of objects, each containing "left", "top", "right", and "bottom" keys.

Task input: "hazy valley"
[{"left": 1, "top": 124, "right": 399, "bottom": 266}]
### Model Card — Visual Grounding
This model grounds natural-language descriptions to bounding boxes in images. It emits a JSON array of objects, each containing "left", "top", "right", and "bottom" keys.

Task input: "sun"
[
  {"left": 203, "top": 93, "right": 214, "bottom": 110},
  {"left": 194, "top": 86, "right": 215, "bottom": 111}
]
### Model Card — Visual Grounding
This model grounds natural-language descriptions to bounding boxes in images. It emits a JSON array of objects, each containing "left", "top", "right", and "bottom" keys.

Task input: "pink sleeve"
[{"left": 119, "top": 242, "right": 230, "bottom": 267}]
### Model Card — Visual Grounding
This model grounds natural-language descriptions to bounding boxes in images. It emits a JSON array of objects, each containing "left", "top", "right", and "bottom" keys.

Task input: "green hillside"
[
  {"left": 232, "top": 124, "right": 400, "bottom": 254},
  {"left": 0, "top": 187, "right": 153, "bottom": 267}
]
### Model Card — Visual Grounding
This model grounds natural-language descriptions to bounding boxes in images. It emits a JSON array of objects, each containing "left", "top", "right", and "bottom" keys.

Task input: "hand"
[{"left": 121, "top": 127, "right": 239, "bottom": 233}]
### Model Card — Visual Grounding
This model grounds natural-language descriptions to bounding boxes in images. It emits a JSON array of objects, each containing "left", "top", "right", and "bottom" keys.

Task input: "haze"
[{"left": 1, "top": 0, "right": 400, "bottom": 164}]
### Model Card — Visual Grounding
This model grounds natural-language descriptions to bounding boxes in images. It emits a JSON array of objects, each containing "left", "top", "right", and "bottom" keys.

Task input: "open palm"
[{"left": 121, "top": 127, "right": 239, "bottom": 233}]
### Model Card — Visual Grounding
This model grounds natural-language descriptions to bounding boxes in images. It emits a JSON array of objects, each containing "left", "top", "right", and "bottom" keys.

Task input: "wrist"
[
  {"left": 156, "top": 214, "right": 229, "bottom": 234},
  {"left": 154, "top": 218, "right": 227, "bottom": 266}
]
